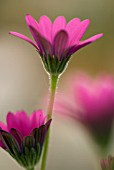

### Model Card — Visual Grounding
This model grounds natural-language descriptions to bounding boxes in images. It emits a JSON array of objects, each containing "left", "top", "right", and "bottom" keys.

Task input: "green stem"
[
  {"left": 40, "top": 74, "right": 59, "bottom": 170},
  {"left": 26, "top": 168, "right": 34, "bottom": 170}
]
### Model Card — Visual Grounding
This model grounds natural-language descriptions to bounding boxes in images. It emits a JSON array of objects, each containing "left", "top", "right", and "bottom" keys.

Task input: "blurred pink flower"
[
  {"left": 0, "top": 110, "right": 51, "bottom": 169},
  {"left": 100, "top": 156, "right": 114, "bottom": 170},
  {"left": 55, "top": 73, "right": 114, "bottom": 148},
  {"left": 9, "top": 15, "right": 103, "bottom": 75}
]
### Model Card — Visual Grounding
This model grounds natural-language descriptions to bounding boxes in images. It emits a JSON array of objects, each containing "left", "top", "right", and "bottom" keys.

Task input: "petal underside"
[
  {"left": 53, "top": 30, "right": 68, "bottom": 60},
  {"left": 9, "top": 32, "right": 38, "bottom": 50},
  {"left": 29, "top": 25, "right": 52, "bottom": 56},
  {"left": 66, "top": 33, "right": 103, "bottom": 56}
]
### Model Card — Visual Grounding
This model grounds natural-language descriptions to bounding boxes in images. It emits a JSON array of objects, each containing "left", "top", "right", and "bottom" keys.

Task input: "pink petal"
[
  {"left": 0, "top": 122, "right": 8, "bottom": 132},
  {"left": 53, "top": 30, "right": 68, "bottom": 59},
  {"left": 25, "top": 14, "right": 45, "bottom": 55},
  {"left": 63, "top": 45, "right": 77, "bottom": 57},
  {"left": 25, "top": 14, "right": 40, "bottom": 32},
  {"left": 30, "top": 110, "right": 46, "bottom": 130},
  {"left": 15, "top": 111, "right": 31, "bottom": 136},
  {"left": 66, "top": 18, "right": 80, "bottom": 45},
  {"left": 73, "top": 75, "right": 113, "bottom": 121},
  {"left": 52, "top": 16, "right": 66, "bottom": 39},
  {"left": 29, "top": 26, "right": 52, "bottom": 56},
  {"left": 9, "top": 32, "right": 38, "bottom": 50},
  {"left": 66, "top": 18, "right": 80, "bottom": 33},
  {"left": 7, "top": 111, "right": 30, "bottom": 137},
  {"left": 39, "top": 15, "right": 52, "bottom": 42},
  {"left": 7, "top": 112, "right": 19, "bottom": 132},
  {"left": 66, "top": 33, "right": 103, "bottom": 56},
  {"left": 93, "top": 78, "right": 114, "bottom": 115},
  {"left": 79, "top": 33, "right": 103, "bottom": 46},
  {"left": 69, "top": 19, "right": 90, "bottom": 46},
  {"left": 74, "top": 83, "right": 99, "bottom": 122}
]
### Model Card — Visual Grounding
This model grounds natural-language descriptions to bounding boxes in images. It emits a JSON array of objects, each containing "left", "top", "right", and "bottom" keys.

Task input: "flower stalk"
[
  {"left": 41, "top": 74, "right": 59, "bottom": 170},
  {"left": 26, "top": 168, "right": 34, "bottom": 170}
]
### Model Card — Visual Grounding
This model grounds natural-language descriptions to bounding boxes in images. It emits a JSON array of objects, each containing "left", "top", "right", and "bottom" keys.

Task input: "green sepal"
[
  {"left": 31, "top": 119, "right": 51, "bottom": 148},
  {"left": 31, "top": 125, "right": 46, "bottom": 148},
  {"left": 35, "top": 143, "right": 41, "bottom": 163},
  {"left": 21, "top": 136, "right": 40, "bottom": 169},
  {"left": 22, "top": 136, "right": 35, "bottom": 151},
  {"left": 10, "top": 128, "right": 22, "bottom": 146},
  {"left": 0, "top": 130, "right": 21, "bottom": 155},
  {"left": 41, "top": 55, "right": 71, "bottom": 75}
]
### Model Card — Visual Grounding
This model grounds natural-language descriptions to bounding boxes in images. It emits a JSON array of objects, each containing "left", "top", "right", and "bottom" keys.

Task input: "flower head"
[
  {"left": 55, "top": 73, "right": 114, "bottom": 149},
  {"left": 9, "top": 15, "right": 103, "bottom": 75},
  {"left": 100, "top": 156, "right": 114, "bottom": 170},
  {"left": 0, "top": 110, "right": 51, "bottom": 169}
]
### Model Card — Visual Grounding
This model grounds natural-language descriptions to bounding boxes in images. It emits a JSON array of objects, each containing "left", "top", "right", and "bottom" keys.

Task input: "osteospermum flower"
[
  {"left": 9, "top": 15, "right": 103, "bottom": 75},
  {"left": 55, "top": 73, "right": 114, "bottom": 149},
  {"left": 100, "top": 156, "right": 114, "bottom": 170},
  {"left": 0, "top": 110, "right": 51, "bottom": 170}
]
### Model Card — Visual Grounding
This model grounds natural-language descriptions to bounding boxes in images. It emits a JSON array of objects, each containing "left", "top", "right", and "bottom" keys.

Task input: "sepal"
[
  {"left": 0, "top": 130, "right": 21, "bottom": 154},
  {"left": 41, "top": 54, "right": 70, "bottom": 75}
]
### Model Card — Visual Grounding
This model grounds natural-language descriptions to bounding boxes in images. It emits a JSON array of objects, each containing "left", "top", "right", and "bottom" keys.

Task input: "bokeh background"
[{"left": 0, "top": 0, "right": 114, "bottom": 170}]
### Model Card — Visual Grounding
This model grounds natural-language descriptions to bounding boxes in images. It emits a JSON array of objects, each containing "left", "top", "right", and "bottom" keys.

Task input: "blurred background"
[{"left": 0, "top": 0, "right": 114, "bottom": 169}]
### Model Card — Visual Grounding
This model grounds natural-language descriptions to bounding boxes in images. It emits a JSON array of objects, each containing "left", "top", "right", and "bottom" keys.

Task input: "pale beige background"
[{"left": 0, "top": 0, "right": 114, "bottom": 170}]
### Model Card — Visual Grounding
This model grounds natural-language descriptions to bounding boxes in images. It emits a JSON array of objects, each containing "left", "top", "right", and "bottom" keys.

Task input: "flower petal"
[
  {"left": 66, "top": 33, "right": 103, "bottom": 56},
  {"left": 25, "top": 14, "right": 45, "bottom": 55},
  {"left": 30, "top": 110, "right": 46, "bottom": 130},
  {"left": 39, "top": 15, "right": 52, "bottom": 42},
  {"left": 29, "top": 26, "right": 52, "bottom": 56},
  {"left": 66, "top": 18, "right": 80, "bottom": 33},
  {"left": 15, "top": 111, "right": 31, "bottom": 136},
  {"left": 7, "top": 112, "right": 19, "bottom": 132},
  {"left": 69, "top": 19, "right": 90, "bottom": 46},
  {"left": 53, "top": 30, "right": 68, "bottom": 59},
  {"left": 79, "top": 33, "right": 103, "bottom": 47},
  {"left": 0, "top": 122, "right": 8, "bottom": 132},
  {"left": 25, "top": 14, "right": 40, "bottom": 32},
  {"left": 52, "top": 16, "right": 66, "bottom": 39},
  {"left": 66, "top": 18, "right": 80, "bottom": 45},
  {"left": 9, "top": 32, "right": 38, "bottom": 50},
  {"left": 7, "top": 111, "right": 30, "bottom": 137}
]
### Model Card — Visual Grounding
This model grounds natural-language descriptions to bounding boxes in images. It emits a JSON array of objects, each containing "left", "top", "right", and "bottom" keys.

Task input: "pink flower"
[
  {"left": 100, "top": 156, "right": 114, "bottom": 170},
  {"left": 55, "top": 73, "right": 114, "bottom": 148},
  {"left": 0, "top": 110, "right": 51, "bottom": 169},
  {"left": 9, "top": 15, "right": 103, "bottom": 75}
]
